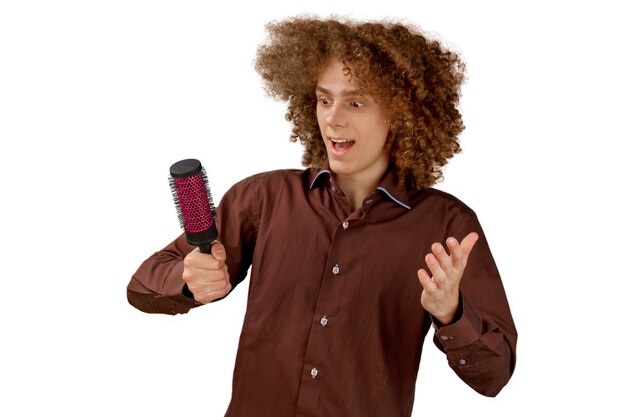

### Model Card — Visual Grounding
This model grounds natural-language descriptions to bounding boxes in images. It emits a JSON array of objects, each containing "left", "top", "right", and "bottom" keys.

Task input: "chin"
[{"left": 328, "top": 160, "right": 350, "bottom": 175}]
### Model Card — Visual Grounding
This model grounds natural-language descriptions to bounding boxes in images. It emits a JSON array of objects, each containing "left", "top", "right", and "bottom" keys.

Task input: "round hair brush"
[{"left": 169, "top": 158, "right": 218, "bottom": 253}]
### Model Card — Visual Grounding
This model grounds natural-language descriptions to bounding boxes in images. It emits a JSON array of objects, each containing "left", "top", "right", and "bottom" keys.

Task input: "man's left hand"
[{"left": 417, "top": 232, "right": 479, "bottom": 326}]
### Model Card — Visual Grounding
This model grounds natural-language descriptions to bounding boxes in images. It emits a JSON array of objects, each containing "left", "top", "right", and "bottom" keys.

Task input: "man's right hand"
[{"left": 182, "top": 241, "right": 232, "bottom": 304}]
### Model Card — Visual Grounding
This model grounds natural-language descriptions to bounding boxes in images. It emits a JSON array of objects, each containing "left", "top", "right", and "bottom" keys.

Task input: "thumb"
[{"left": 211, "top": 240, "right": 227, "bottom": 261}]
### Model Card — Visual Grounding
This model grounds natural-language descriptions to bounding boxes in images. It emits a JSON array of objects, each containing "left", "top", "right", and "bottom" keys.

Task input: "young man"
[{"left": 128, "top": 17, "right": 517, "bottom": 417}]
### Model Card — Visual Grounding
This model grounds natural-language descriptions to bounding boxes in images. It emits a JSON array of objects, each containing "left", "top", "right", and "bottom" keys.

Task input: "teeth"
[{"left": 331, "top": 139, "right": 354, "bottom": 143}]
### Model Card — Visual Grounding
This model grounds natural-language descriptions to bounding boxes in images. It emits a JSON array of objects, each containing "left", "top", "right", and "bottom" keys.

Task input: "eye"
[
  {"left": 349, "top": 100, "right": 364, "bottom": 108},
  {"left": 317, "top": 97, "right": 331, "bottom": 106}
]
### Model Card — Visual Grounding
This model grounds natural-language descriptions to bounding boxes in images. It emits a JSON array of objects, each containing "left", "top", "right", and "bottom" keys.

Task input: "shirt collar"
[
  {"left": 309, "top": 168, "right": 331, "bottom": 189},
  {"left": 309, "top": 167, "right": 411, "bottom": 210}
]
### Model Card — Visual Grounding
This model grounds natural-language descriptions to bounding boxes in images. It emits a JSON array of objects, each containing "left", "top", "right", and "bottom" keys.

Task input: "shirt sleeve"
[
  {"left": 127, "top": 233, "right": 203, "bottom": 314},
  {"left": 126, "top": 175, "right": 259, "bottom": 315},
  {"left": 432, "top": 208, "right": 517, "bottom": 397}
]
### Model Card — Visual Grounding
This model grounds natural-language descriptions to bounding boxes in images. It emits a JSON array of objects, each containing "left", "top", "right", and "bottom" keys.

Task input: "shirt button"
[
  {"left": 311, "top": 368, "right": 318, "bottom": 378},
  {"left": 365, "top": 199, "right": 373, "bottom": 205},
  {"left": 342, "top": 221, "right": 349, "bottom": 230},
  {"left": 459, "top": 359, "right": 467, "bottom": 366},
  {"left": 320, "top": 315, "right": 328, "bottom": 326},
  {"left": 332, "top": 264, "right": 340, "bottom": 275}
]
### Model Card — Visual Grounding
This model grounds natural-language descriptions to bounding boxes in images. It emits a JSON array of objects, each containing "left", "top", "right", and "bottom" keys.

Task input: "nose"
[{"left": 325, "top": 102, "right": 346, "bottom": 127}]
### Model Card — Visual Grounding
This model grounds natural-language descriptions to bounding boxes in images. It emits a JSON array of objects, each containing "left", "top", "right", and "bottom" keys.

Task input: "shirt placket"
[{"left": 295, "top": 217, "right": 353, "bottom": 417}]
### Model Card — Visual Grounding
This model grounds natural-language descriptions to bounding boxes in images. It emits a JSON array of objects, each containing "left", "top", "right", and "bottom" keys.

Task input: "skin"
[
  {"left": 183, "top": 58, "right": 479, "bottom": 327},
  {"left": 182, "top": 243, "right": 231, "bottom": 304}
]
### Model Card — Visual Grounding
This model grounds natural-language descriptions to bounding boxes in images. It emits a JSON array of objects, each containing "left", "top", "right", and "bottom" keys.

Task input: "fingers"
[
  {"left": 193, "top": 281, "right": 232, "bottom": 304},
  {"left": 445, "top": 237, "right": 464, "bottom": 270},
  {"left": 425, "top": 252, "right": 446, "bottom": 285},
  {"left": 459, "top": 232, "right": 479, "bottom": 261},
  {"left": 182, "top": 243, "right": 231, "bottom": 304},
  {"left": 434, "top": 232, "right": 480, "bottom": 271},
  {"left": 183, "top": 259, "right": 229, "bottom": 283},
  {"left": 182, "top": 262, "right": 231, "bottom": 304},
  {"left": 418, "top": 251, "right": 447, "bottom": 294},
  {"left": 419, "top": 234, "right": 476, "bottom": 322},
  {"left": 419, "top": 232, "right": 480, "bottom": 290},
  {"left": 417, "top": 268, "right": 437, "bottom": 293},
  {"left": 185, "top": 246, "right": 225, "bottom": 270},
  {"left": 431, "top": 242, "right": 452, "bottom": 270}
]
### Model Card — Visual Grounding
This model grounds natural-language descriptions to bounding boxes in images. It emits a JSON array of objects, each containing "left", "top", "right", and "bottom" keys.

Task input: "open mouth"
[{"left": 330, "top": 138, "right": 355, "bottom": 152}]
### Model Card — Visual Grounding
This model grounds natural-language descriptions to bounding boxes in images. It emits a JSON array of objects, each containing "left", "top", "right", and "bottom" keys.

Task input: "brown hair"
[{"left": 255, "top": 16, "right": 466, "bottom": 190}]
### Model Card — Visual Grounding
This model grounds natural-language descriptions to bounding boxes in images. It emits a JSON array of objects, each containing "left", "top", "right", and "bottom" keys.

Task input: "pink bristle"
[{"left": 171, "top": 168, "right": 215, "bottom": 233}]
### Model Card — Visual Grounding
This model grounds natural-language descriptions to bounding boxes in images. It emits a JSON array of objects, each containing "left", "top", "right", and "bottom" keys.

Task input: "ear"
[{"left": 385, "top": 125, "right": 394, "bottom": 145}]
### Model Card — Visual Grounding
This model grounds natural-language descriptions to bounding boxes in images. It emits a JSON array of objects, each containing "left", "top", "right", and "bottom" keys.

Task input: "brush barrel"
[{"left": 170, "top": 158, "right": 218, "bottom": 251}]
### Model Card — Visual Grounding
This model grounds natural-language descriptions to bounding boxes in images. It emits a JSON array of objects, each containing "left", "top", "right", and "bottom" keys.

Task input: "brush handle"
[{"left": 198, "top": 243, "right": 213, "bottom": 254}]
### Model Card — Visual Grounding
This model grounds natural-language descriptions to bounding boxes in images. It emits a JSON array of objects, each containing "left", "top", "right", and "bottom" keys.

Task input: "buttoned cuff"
[{"left": 433, "top": 295, "right": 482, "bottom": 350}]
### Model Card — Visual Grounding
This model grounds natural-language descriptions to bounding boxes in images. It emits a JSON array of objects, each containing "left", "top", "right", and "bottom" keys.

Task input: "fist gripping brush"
[{"left": 169, "top": 158, "right": 218, "bottom": 253}]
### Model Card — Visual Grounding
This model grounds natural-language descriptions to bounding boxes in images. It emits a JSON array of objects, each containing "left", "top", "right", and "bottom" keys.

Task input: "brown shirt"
[{"left": 128, "top": 168, "right": 517, "bottom": 417}]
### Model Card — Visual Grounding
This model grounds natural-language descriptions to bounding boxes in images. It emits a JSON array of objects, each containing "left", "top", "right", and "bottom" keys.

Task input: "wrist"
[{"left": 432, "top": 298, "right": 463, "bottom": 327}]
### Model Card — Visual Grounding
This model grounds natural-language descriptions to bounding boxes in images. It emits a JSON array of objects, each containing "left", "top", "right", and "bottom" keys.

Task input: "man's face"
[{"left": 315, "top": 59, "right": 391, "bottom": 184}]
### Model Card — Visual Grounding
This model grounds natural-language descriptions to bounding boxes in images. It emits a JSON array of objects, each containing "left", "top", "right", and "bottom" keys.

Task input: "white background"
[{"left": 1, "top": 0, "right": 624, "bottom": 415}]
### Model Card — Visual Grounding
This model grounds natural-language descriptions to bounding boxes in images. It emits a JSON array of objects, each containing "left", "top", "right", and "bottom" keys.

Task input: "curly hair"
[{"left": 254, "top": 16, "right": 466, "bottom": 190}]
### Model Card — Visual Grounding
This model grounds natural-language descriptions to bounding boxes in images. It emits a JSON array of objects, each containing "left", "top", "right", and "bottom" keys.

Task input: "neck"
[{"left": 335, "top": 168, "right": 387, "bottom": 211}]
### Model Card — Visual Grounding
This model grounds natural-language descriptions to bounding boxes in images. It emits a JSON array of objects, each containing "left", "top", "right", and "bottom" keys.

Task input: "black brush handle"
[{"left": 198, "top": 243, "right": 213, "bottom": 254}]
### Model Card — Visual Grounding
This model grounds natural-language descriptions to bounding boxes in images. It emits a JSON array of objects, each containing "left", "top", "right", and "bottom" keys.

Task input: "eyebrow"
[{"left": 315, "top": 86, "right": 364, "bottom": 97}]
